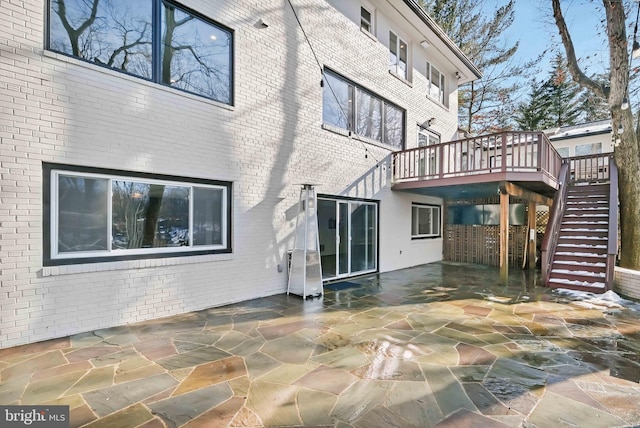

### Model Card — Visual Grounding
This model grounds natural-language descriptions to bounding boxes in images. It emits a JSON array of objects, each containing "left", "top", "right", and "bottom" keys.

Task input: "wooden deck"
[{"left": 391, "top": 131, "right": 562, "bottom": 199}]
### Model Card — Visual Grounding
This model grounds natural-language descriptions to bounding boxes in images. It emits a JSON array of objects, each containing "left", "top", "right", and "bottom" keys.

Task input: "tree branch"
[{"left": 551, "top": 0, "right": 608, "bottom": 98}]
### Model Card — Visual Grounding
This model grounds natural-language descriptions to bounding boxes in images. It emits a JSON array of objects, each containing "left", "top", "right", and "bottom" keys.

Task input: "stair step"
[
  {"left": 552, "top": 260, "right": 607, "bottom": 273},
  {"left": 558, "top": 235, "right": 609, "bottom": 244},
  {"left": 565, "top": 207, "right": 609, "bottom": 213},
  {"left": 562, "top": 215, "right": 609, "bottom": 223},
  {"left": 558, "top": 229, "right": 608, "bottom": 239},
  {"left": 547, "top": 278, "right": 606, "bottom": 292},
  {"left": 568, "top": 184, "right": 609, "bottom": 193},
  {"left": 566, "top": 202, "right": 609, "bottom": 209},
  {"left": 556, "top": 244, "right": 607, "bottom": 254},
  {"left": 554, "top": 253, "right": 607, "bottom": 264},
  {"left": 552, "top": 261, "right": 606, "bottom": 273}
]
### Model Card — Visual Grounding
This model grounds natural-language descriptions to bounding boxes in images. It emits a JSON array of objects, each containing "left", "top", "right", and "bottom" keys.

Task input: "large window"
[
  {"left": 44, "top": 164, "right": 231, "bottom": 265},
  {"left": 48, "top": 0, "right": 233, "bottom": 104},
  {"left": 411, "top": 203, "right": 441, "bottom": 239},
  {"left": 389, "top": 31, "right": 408, "bottom": 80},
  {"left": 322, "top": 69, "right": 405, "bottom": 149},
  {"left": 426, "top": 62, "right": 446, "bottom": 105}
]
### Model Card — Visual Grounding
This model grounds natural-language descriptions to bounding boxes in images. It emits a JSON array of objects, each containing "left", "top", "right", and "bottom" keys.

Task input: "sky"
[{"left": 509, "top": 0, "right": 612, "bottom": 77}]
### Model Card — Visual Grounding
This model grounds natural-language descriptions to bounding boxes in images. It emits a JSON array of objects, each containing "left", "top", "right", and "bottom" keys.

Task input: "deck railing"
[
  {"left": 392, "top": 131, "right": 562, "bottom": 184},
  {"left": 541, "top": 163, "right": 570, "bottom": 284},
  {"left": 568, "top": 153, "right": 612, "bottom": 183}
]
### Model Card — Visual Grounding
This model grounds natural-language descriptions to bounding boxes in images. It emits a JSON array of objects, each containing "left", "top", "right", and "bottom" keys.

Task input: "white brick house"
[{"left": 0, "top": 0, "right": 480, "bottom": 348}]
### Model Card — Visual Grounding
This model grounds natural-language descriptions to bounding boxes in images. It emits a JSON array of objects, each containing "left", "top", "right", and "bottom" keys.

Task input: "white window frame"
[
  {"left": 417, "top": 126, "right": 440, "bottom": 176},
  {"left": 360, "top": 6, "right": 373, "bottom": 34},
  {"left": 427, "top": 61, "right": 446, "bottom": 105},
  {"left": 389, "top": 31, "right": 408, "bottom": 80},
  {"left": 411, "top": 203, "right": 441, "bottom": 239},
  {"left": 46, "top": 164, "right": 231, "bottom": 265}
]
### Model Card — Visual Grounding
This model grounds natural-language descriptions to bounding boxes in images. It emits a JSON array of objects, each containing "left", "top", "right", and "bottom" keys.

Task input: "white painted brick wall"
[
  {"left": 614, "top": 267, "right": 640, "bottom": 301},
  {"left": 0, "top": 0, "right": 464, "bottom": 348}
]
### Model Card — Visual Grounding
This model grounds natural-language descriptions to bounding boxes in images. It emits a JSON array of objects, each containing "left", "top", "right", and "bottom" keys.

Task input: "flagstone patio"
[{"left": 1, "top": 262, "right": 639, "bottom": 427}]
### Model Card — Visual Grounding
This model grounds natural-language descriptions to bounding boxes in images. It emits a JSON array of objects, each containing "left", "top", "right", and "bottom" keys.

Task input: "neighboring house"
[
  {"left": 0, "top": 0, "right": 482, "bottom": 348},
  {"left": 545, "top": 120, "right": 614, "bottom": 157}
]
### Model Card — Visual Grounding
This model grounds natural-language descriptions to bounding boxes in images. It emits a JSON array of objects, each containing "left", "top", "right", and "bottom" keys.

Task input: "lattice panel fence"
[{"left": 444, "top": 225, "right": 527, "bottom": 267}]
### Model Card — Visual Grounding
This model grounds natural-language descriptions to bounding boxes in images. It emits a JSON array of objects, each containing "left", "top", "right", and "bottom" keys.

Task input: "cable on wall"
[{"left": 285, "top": 0, "right": 383, "bottom": 165}]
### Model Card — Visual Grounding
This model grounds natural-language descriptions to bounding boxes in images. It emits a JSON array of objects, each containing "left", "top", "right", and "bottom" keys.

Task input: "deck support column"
[
  {"left": 500, "top": 188, "right": 509, "bottom": 283},
  {"left": 528, "top": 200, "right": 537, "bottom": 270}
]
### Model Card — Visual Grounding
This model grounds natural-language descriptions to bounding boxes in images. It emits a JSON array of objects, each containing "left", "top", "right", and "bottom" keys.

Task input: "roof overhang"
[{"left": 399, "top": 0, "right": 482, "bottom": 84}]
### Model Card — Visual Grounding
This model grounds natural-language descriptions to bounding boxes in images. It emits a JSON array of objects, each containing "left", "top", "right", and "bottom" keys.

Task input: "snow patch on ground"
[{"left": 554, "top": 288, "right": 640, "bottom": 312}]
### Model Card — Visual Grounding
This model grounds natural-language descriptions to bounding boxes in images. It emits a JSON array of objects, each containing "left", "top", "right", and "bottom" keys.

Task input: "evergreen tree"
[
  {"left": 514, "top": 79, "right": 551, "bottom": 131},
  {"left": 420, "top": 0, "right": 537, "bottom": 135},
  {"left": 543, "top": 54, "right": 581, "bottom": 127}
]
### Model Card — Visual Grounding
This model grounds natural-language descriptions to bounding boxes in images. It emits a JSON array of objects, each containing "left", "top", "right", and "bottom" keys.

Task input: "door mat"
[{"left": 324, "top": 281, "right": 360, "bottom": 291}]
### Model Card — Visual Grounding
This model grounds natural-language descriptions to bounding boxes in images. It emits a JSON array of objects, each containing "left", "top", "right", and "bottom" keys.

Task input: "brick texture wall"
[
  {"left": 614, "top": 267, "right": 640, "bottom": 301},
  {"left": 0, "top": 0, "right": 461, "bottom": 347}
]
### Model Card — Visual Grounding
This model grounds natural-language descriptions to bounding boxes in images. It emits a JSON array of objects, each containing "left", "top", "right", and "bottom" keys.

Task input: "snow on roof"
[{"left": 545, "top": 120, "right": 612, "bottom": 140}]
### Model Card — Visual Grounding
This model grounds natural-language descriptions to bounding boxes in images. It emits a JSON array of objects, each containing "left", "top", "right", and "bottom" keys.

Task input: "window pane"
[
  {"left": 58, "top": 175, "right": 109, "bottom": 253},
  {"left": 193, "top": 187, "right": 224, "bottom": 246},
  {"left": 429, "top": 65, "right": 442, "bottom": 100},
  {"left": 384, "top": 104, "right": 404, "bottom": 149},
  {"left": 433, "top": 208, "right": 440, "bottom": 235},
  {"left": 575, "top": 143, "right": 602, "bottom": 156},
  {"left": 49, "top": 0, "right": 153, "bottom": 79},
  {"left": 323, "top": 72, "right": 352, "bottom": 129},
  {"left": 361, "top": 7, "right": 371, "bottom": 32},
  {"left": 389, "top": 32, "right": 397, "bottom": 71},
  {"left": 161, "top": 2, "right": 232, "bottom": 103},
  {"left": 112, "top": 181, "right": 189, "bottom": 249},
  {"left": 418, "top": 208, "right": 431, "bottom": 235},
  {"left": 356, "top": 91, "right": 382, "bottom": 141},
  {"left": 398, "top": 39, "right": 407, "bottom": 79}
]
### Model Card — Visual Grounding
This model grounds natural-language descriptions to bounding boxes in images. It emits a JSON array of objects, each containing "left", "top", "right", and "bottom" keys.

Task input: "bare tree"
[{"left": 552, "top": 0, "right": 640, "bottom": 268}]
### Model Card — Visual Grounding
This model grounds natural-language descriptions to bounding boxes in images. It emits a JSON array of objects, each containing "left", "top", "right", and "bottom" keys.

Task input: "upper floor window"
[
  {"left": 427, "top": 62, "right": 446, "bottom": 105},
  {"left": 389, "top": 31, "right": 408, "bottom": 80},
  {"left": 322, "top": 69, "right": 405, "bottom": 149},
  {"left": 47, "top": 0, "right": 233, "bottom": 105},
  {"left": 44, "top": 163, "right": 232, "bottom": 266},
  {"left": 361, "top": 7, "right": 373, "bottom": 33}
]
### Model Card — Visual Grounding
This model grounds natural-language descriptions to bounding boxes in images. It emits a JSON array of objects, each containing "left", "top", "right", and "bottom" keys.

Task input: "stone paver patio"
[{"left": 1, "top": 262, "right": 640, "bottom": 427}]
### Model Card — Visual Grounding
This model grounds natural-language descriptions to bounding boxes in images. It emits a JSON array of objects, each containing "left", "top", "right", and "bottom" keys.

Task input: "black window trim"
[
  {"left": 43, "top": 162, "right": 233, "bottom": 266},
  {"left": 45, "top": 0, "right": 235, "bottom": 106},
  {"left": 322, "top": 67, "right": 406, "bottom": 149}
]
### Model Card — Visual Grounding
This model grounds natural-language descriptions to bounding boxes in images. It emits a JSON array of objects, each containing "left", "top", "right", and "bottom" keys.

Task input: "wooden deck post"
[
  {"left": 528, "top": 200, "right": 537, "bottom": 270},
  {"left": 500, "top": 187, "right": 509, "bottom": 283}
]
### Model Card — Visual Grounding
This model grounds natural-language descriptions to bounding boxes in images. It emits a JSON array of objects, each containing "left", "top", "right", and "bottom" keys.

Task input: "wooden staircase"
[
  {"left": 542, "top": 154, "right": 618, "bottom": 293},
  {"left": 548, "top": 183, "right": 609, "bottom": 291}
]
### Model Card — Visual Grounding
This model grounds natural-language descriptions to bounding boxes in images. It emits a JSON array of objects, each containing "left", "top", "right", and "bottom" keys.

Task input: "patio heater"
[{"left": 287, "top": 184, "right": 323, "bottom": 299}]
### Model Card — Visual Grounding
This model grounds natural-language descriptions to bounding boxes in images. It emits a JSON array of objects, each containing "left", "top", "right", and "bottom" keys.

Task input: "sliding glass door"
[{"left": 317, "top": 197, "right": 377, "bottom": 280}]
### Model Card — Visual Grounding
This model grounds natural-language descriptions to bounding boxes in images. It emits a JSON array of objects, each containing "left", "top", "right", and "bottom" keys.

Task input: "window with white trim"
[
  {"left": 417, "top": 126, "right": 440, "bottom": 175},
  {"left": 411, "top": 203, "right": 441, "bottom": 238},
  {"left": 322, "top": 69, "right": 405, "bottom": 149},
  {"left": 389, "top": 31, "right": 408, "bottom": 80},
  {"left": 360, "top": 6, "right": 373, "bottom": 33},
  {"left": 427, "top": 62, "right": 446, "bottom": 105},
  {"left": 44, "top": 164, "right": 231, "bottom": 265}
]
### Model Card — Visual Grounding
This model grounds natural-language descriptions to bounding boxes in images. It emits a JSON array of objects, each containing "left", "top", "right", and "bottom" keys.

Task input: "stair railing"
[
  {"left": 541, "top": 162, "right": 570, "bottom": 284},
  {"left": 605, "top": 156, "right": 619, "bottom": 290}
]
